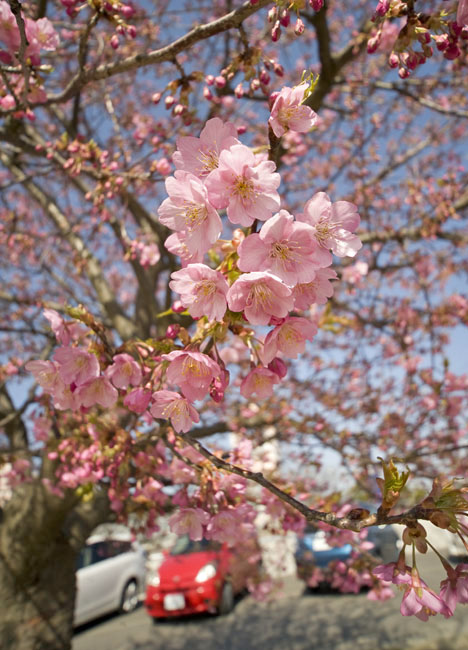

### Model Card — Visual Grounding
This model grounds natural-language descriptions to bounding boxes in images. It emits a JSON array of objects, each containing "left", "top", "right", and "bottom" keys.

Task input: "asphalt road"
[{"left": 73, "top": 554, "right": 468, "bottom": 650}]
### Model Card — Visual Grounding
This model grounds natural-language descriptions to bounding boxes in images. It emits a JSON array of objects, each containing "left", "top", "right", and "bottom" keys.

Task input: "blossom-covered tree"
[{"left": 0, "top": 1, "right": 467, "bottom": 648}]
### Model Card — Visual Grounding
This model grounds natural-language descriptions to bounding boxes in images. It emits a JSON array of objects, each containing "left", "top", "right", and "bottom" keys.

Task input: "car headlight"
[
  {"left": 195, "top": 562, "right": 217, "bottom": 583},
  {"left": 148, "top": 572, "right": 160, "bottom": 587}
]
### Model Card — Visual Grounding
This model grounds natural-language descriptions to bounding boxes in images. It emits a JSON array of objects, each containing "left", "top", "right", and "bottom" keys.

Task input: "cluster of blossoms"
[
  {"left": 0, "top": 0, "right": 59, "bottom": 112},
  {"left": 265, "top": 0, "right": 323, "bottom": 42},
  {"left": 369, "top": 0, "right": 468, "bottom": 77},
  {"left": 26, "top": 82, "right": 361, "bottom": 436}
]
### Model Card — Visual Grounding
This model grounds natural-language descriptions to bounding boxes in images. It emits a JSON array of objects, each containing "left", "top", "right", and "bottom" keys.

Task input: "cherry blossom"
[
  {"left": 205, "top": 144, "right": 281, "bottom": 227},
  {"left": 226, "top": 271, "right": 294, "bottom": 326},
  {"left": 158, "top": 171, "right": 222, "bottom": 255},
  {"left": 439, "top": 564, "right": 468, "bottom": 613},
  {"left": 292, "top": 268, "right": 338, "bottom": 309},
  {"left": 262, "top": 316, "right": 318, "bottom": 364},
  {"left": 105, "top": 353, "right": 142, "bottom": 389},
  {"left": 240, "top": 367, "right": 280, "bottom": 399},
  {"left": 169, "top": 507, "right": 210, "bottom": 540},
  {"left": 123, "top": 388, "right": 152, "bottom": 414},
  {"left": 162, "top": 350, "right": 221, "bottom": 402},
  {"left": 150, "top": 390, "right": 200, "bottom": 433},
  {"left": 53, "top": 347, "right": 100, "bottom": 386},
  {"left": 169, "top": 263, "right": 229, "bottom": 321},
  {"left": 173, "top": 117, "right": 239, "bottom": 178},
  {"left": 74, "top": 376, "right": 118, "bottom": 409},
  {"left": 269, "top": 82, "right": 318, "bottom": 137},
  {"left": 297, "top": 191, "right": 362, "bottom": 258},
  {"left": 24, "top": 360, "right": 63, "bottom": 394},
  {"left": 237, "top": 209, "right": 329, "bottom": 286}
]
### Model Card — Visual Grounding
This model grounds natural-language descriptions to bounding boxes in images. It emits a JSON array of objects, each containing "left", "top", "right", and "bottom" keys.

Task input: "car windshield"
[{"left": 170, "top": 536, "right": 221, "bottom": 556}]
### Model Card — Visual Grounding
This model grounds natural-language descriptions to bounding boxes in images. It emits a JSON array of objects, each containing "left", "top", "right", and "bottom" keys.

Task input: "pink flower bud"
[
  {"left": 294, "top": 18, "right": 305, "bottom": 36},
  {"left": 388, "top": 52, "right": 399, "bottom": 68},
  {"left": 375, "top": 0, "right": 389, "bottom": 16},
  {"left": 309, "top": 0, "right": 323, "bottom": 11},
  {"left": 165, "top": 95, "right": 175, "bottom": 108},
  {"left": 267, "top": 7, "right": 277, "bottom": 22},
  {"left": 398, "top": 66, "right": 410, "bottom": 79},
  {"left": 259, "top": 69, "right": 270, "bottom": 85},
  {"left": 126, "top": 25, "right": 137, "bottom": 39},
  {"left": 173, "top": 103, "right": 186, "bottom": 116},
  {"left": 165, "top": 324, "right": 180, "bottom": 339},
  {"left": 367, "top": 33, "right": 381, "bottom": 54},
  {"left": 250, "top": 78, "right": 261, "bottom": 91},
  {"left": 271, "top": 21, "right": 281, "bottom": 42},
  {"left": 268, "top": 357, "right": 288, "bottom": 379},
  {"left": 205, "top": 74, "right": 215, "bottom": 86},
  {"left": 214, "top": 75, "right": 226, "bottom": 88},
  {"left": 444, "top": 43, "right": 461, "bottom": 59},
  {"left": 110, "top": 34, "right": 119, "bottom": 49},
  {"left": 235, "top": 83, "right": 244, "bottom": 98},
  {"left": 120, "top": 4, "right": 135, "bottom": 18},
  {"left": 151, "top": 92, "right": 161, "bottom": 104},
  {"left": 156, "top": 157, "right": 171, "bottom": 175},
  {"left": 273, "top": 62, "right": 284, "bottom": 77},
  {"left": 172, "top": 300, "right": 185, "bottom": 313},
  {"left": 279, "top": 9, "right": 290, "bottom": 28},
  {"left": 203, "top": 86, "right": 213, "bottom": 100}
]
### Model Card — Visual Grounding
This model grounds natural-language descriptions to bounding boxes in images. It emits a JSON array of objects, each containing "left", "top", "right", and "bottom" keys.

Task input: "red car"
[{"left": 145, "top": 536, "right": 256, "bottom": 620}]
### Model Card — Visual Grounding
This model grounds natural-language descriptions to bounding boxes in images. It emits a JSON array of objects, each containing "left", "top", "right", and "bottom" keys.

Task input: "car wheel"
[
  {"left": 120, "top": 579, "right": 139, "bottom": 614},
  {"left": 217, "top": 581, "right": 234, "bottom": 616}
]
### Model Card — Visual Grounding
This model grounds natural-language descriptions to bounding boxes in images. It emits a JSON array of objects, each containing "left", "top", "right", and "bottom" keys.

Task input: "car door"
[{"left": 75, "top": 541, "right": 116, "bottom": 625}]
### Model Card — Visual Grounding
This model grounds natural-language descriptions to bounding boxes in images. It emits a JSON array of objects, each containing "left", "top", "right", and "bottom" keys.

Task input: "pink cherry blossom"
[
  {"left": 240, "top": 367, "right": 280, "bottom": 399},
  {"left": 0, "top": 1, "right": 20, "bottom": 52},
  {"left": 43, "top": 309, "right": 84, "bottom": 345},
  {"left": 164, "top": 231, "right": 205, "bottom": 265},
  {"left": 53, "top": 347, "right": 100, "bottom": 386},
  {"left": 105, "top": 353, "right": 142, "bottom": 389},
  {"left": 158, "top": 171, "right": 222, "bottom": 255},
  {"left": 205, "top": 144, "right": 281, "bottom": 227},
  {"left": 206, "top": 509, "right": 244, "bottom": 544},
  {"left": 373, "top": 561, "right": 413, "bottom": 586},
  {"left": 150, "top": 390, "right": 199, "bottom": 432},
  {"left": 262, "top": 316, "right": 318, "bottom": 364},
  {"left": 400, "top": 568, "right": 452, "bottom": 620},
  {"left": 173, "top": 117, "right": 239, "bottom": 178},
  {"left": 237, "top": 209, "right": 330, "bottom": 286},
  {"left": 169, "top": 263, "right": 229, "bottom": 321},
  {"left": 161, "top": 350, "right": 221, "bottom": 402},
  {"left": 292, "top": 268, "right": 338, "bottom": 309},
  {"left": 227, "top": 271, "right": 294, "bottom": 326},
  {"left": 269, "top": 82, "right": 318, "bottom": 137},
  {"left": 297, "top": 191, "right": 362, "bottom": 258},
  {"left": 74, "top": 376, "right": 118, "bottom": 408},
  {"left": 25, "top": 359, "right": 63, "bottom": 394},
  {"left": 169, "top": 507, "right": 210, "bottom": 540},
  {"left": 439, "top": 564, "right": 468, "bottom": 613},
  {"left": 123, "top": 388, "right": 152, "bottom": 414}
]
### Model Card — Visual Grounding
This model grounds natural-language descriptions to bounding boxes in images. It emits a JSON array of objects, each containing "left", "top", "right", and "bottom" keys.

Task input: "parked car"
[
  {"left": 295, "top": 524, "right": 400, "bottom": 588},
  {"left": 145, "top": 536, "right": 257, "bottom": 620},
  {"left": 74, "top": 532, "right": 146, "bottom": 626}
]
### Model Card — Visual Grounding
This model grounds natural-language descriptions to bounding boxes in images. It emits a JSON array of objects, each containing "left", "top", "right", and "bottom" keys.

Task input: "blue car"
[{"left": 295, "top": 524, "right": 399, "bottom": 588}]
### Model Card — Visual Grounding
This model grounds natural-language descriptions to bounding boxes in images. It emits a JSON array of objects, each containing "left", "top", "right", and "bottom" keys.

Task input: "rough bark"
[{"left": 0, "top": 481, "right": 111, "bottom": 650}]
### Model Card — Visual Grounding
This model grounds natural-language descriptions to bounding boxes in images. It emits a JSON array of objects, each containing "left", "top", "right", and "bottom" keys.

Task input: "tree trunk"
[{"left": 0, "top": 481, "right": 111, "bottom": 650}]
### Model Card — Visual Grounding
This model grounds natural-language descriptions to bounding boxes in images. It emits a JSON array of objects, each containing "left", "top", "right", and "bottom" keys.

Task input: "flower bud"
[
  {"left": 279, "top": 9, "right": 290, "bottom": 28},
  {"left": 110, "top": 34, "right": 119, "bottom": 50},
  {"left": 164, "top": 95, "right": 175, "bottom": 109},
  {"left": 295, "top": 18, "right": 305, "bottom": 36},
  {"left": 271, "top": 21, "right": 281, "bottom": 42}
]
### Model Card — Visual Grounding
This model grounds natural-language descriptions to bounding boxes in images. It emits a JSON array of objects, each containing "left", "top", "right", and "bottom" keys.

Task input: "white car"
[{"left": 74, "top": 532, "right": 146, "bottom": 626}]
